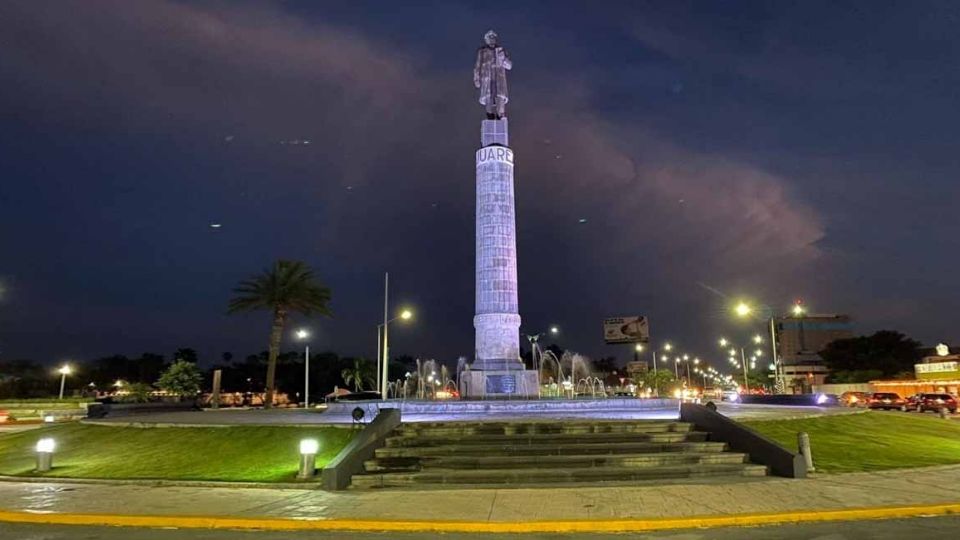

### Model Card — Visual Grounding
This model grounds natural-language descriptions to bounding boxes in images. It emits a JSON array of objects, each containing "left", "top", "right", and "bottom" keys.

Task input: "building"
[
  {"left": 776, "top": 314, "right": 853, "bottom": 391},
  {"left": 872, "top": 343, "right": 960, "bottom": 397}
]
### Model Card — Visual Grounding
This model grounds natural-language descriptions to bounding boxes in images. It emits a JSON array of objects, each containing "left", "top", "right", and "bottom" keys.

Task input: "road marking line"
[{"left": 0, "top": 503, "right": 959, "bottom": 533}]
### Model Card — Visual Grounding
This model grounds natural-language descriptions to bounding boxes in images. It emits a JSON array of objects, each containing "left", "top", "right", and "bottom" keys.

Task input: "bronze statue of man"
[{"left": 474, "top": 30, "right": 512, "bottom": 119}]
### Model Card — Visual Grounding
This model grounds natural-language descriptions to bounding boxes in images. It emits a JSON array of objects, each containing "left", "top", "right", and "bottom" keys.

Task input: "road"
[{"left": 2, "top": 516, "right": 959, "bottom": 538}]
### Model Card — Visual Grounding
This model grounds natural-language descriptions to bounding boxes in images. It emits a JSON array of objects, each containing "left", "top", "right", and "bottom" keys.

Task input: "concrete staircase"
[{"left": 351, "top": 419, "right": 766, "bottom": 489}]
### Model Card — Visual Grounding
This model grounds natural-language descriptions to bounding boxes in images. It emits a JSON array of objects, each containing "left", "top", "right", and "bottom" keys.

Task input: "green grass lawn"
[
  {"left": 0, "top": 423, "right": 355, "bottom": 482},
  {"left": 744, "top": 411, "right": 960, "bottom": 473}
]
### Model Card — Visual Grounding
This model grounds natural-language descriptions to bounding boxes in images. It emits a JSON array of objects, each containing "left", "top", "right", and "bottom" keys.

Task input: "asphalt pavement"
[{"left": 2, "top": 515, "right": 959, "bottom": 539}]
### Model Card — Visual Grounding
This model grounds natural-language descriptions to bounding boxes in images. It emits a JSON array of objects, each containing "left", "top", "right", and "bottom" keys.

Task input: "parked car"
[
  {"left": 839, "top": 391, "right": 870, "bottom": 407},
  {"left": 904, "top": 393, "right": 958, "bottom": 413},
  {"left": 902, "top": 393, "right": 923, "bottom": 411},
  {"left": 866, "top": 392, "right": 904, "bottom": 410}
]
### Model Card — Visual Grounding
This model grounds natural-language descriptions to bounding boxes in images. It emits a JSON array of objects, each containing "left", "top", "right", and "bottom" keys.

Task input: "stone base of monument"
[{"left": 460, "top": 370, "right": 540, "bottom": 398}]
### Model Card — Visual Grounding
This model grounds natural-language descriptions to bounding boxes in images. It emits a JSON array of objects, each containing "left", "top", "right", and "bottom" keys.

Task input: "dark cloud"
[{"left": 0, "top": 1, "right": 954, "bottom": 368}]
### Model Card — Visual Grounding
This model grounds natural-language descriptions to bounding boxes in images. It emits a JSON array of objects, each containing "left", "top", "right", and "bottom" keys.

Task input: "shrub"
[{"left": 156, "top": 360, "right": 202, "bottom": 398}]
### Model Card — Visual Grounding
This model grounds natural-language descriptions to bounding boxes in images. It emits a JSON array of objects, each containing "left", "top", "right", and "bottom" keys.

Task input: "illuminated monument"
[{"left": 462, "top": 30, "right": 538, "bottom": 397}]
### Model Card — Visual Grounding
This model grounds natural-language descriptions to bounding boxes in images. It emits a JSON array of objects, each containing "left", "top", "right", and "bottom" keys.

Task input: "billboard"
[{"left": 603, "top": 316, "right": 649, "bottom": 344}]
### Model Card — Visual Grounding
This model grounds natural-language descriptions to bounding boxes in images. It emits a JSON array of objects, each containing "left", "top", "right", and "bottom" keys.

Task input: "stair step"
[
  {"left": 397, "top": 421, "right": 692, "bottom": 436},
  {"left": 364, "top": 452, "right": 748, "bottom": 473},
  {"left": 374, "top": 440, "right": 727, "bottom": 458},
  {"left": 384, "top": 431, "right": 707, "bottom": 448},
  {"left": 352, "top": 463, "right": 768, "bottom": 488}
]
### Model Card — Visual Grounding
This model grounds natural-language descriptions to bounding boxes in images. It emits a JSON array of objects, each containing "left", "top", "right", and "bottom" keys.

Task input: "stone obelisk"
[{"left": 464, "top": 30, "right": 537, "bottom": 397}]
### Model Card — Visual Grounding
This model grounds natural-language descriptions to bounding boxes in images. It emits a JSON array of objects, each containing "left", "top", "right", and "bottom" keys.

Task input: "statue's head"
[{"left": 483, "top": 30, "right": 498, "bottom": 47}]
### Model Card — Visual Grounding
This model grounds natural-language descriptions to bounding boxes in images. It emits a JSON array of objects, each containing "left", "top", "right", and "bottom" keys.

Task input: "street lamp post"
[
  {"left": 733, "top": 299, "right": 807, "bottom": 394},
  {"left": 525, "top": 333, "right": 543, "bottom": 374},
  {"left": 296, "top": 329, "right": 311, "bottom": 408},
  {"left": 57, "top": 365, "right": 71, "bottom": 400},
  {"left": 381, "top": 272, "right": 389, "bottom": 401},
  {"left": 379, "top": 305, "right": 413, "bottom": 401}
]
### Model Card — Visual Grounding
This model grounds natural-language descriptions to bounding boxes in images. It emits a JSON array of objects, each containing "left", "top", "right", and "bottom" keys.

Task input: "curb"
[{"left": 1, "top": 503, "right": 959, "bottom": 533}]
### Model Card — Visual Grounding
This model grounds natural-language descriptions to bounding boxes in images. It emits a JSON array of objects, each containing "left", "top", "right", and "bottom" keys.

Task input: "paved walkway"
[{"left": 1, "top": 465, "right": 959, "bottom": 523}]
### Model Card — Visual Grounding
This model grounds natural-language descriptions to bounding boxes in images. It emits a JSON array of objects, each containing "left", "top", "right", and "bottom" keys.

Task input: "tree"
[
  {"left": 121, "top": 382, "right": 154, "bottom": 403},
  {"left": 341, "top": 358, "right": 374, "bottom": 392},
  {"left": 592, "top": 356, "right": 618, "bottom": 374},
  {"left": 820, "top": 330, "right": 921, "bottom": 380},
  {"left": 642, "top": 369, "right": 676, "bottom": 396},
  {"left": 156, "top": 360, "right": 202, "bottom": 398},
  {"left": 228, "top": 260, "right": 332, "bottom": 408},
  {"left": 172, "top": 348, "right": 198, "bottom": 363}
]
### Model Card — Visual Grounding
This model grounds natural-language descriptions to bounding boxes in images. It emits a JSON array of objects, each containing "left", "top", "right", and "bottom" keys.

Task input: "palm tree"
[
  {"left": 228, "top": 260, "right": 332, "bottom": 408},
  {"left": 341, "top": 358, "right": 374, "bottom": 393}
]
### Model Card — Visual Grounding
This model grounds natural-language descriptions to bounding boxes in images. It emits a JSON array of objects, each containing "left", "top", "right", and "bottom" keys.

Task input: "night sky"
[{"left": 1, "top": 1, "right": 958, "bottom": 371}]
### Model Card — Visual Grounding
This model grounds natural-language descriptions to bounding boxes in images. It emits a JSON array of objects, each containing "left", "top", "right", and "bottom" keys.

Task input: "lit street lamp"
[
  {"left": 379, "top": 303, "right": 413, "bottom": 401},
  {"left": 57, "top": 365, "right": 71, "bottom": 400},
  {"left": 733, "top": 299, "right": 808, "bottom": 393},
  {"left": 295, "top": 329, "right": 311, "bottom": 408}
]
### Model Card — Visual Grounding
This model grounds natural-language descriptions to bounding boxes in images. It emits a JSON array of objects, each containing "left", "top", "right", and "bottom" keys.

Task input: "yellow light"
[
  {"left": 792, "top": 303, "right": 805, "bottom": 316},
  {"left": 719, "top": 338, "right": 728, "bottom": 347},
  {"left": 682, "top": 354, "right": 689, "bottom": 361},
  {"left": 729, "top": 348, "right": 737, "bottom": 356},
  {"left": 754, "top": 349, "right": 763, "bottom": 357},
  {"left": 693, "top": 358, "right": 700, "bottom": 365},
  {"left": 58, "top": 365, "right": 71, "bottom": 376},
  {"left": 663, "top": 343, "right": 673, "bottom": 351},
  {"left": 400, "top": 309, "right": 413, "bottom": 320},
  {"left": 753, "top": 335, "right": 763, "bottom": 344},
  {"left": 295, "top": 328, "right": 310, "bottom": 340},
  {"left": 634, "top": 344, "right": 644, "bottom": 352},
  {"left": 734, "top": 302, "right": 752, "bottom": 317}
]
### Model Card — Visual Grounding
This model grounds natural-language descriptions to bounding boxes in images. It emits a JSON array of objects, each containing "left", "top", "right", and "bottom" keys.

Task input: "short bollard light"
[
  {"left": 298, "top": 438, "right": 319, "bottom": 479},
  {"left": 798, "top": 431, "right": 815, "bottom": 473},
  {"left": 35, "top": 438, "right": 56, "bottom": 472}
]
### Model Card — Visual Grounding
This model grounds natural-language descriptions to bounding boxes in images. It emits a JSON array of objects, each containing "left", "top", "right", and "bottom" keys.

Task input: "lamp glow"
[
  {"left": 734, "top": 302, "right": 752, "bottom": 317},
  {"left": 550, "top": 325, "right": 559, "bottom": 334},
  {"left": 295, "top": 329, "right": 310, "bottom": 340},
  {"left": 400, "top": 309, "right": 413, "bottom": 320},
  {"left": 36, "top": 438, "right": 55, "bottom": 453},
  {"left": 58, "top": 365, "right": 71, "bottom": 376},
  {"left": 299, "top": 439, "right": 319, "bottom": 455}
]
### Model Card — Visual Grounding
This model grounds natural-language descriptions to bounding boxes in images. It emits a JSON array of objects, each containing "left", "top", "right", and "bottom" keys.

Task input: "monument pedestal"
[{"left": 461, "top": 370, "right": 540, "bottom": 398}]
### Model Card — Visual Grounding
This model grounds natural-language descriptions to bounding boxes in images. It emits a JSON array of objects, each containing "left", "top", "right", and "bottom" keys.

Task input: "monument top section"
[{"left": 474, "top": 30, "right": 512, "bottom": 120}]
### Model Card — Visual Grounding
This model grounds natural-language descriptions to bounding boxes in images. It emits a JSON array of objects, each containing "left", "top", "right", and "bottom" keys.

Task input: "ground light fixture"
[
  {"left": 298, "top": 438, "right": 320, "bottom": 479},
  {"left": 35, "top": 438, "right": 55, "bottom": 472}
]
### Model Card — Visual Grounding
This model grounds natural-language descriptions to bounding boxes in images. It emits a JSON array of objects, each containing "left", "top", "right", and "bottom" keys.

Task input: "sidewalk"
[{"left": 1, "top": 465, "right": 960, "bottom": 532}]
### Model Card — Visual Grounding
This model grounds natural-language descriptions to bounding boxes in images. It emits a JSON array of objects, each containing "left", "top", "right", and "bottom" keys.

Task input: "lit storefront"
[{"left": 872, "top": 344, "right": 960, "bottom": 397}]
